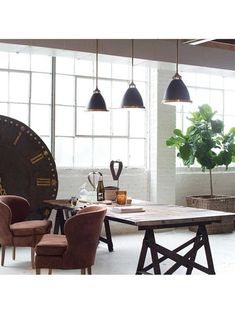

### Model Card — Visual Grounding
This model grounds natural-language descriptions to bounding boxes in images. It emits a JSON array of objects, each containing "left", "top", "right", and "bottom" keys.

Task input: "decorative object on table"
[
  {"left": 104, "top": 186, "right": 119, "bottom": 201},
  {"left": 96, "top": 174, "right": 105, "bottom": 201},
  {"left": 87, "top": 39, "right": 108, "bottom": 112},
  {"left": 111, "top": 205, "right": 144, "bottom": 213},
  {"left": 121, "top": 39, "right": 145, "bottom": 109},
  {"left": 116, "top": 190, "right": 127, "bottom": 205},
  {"left": 70, "top": 196, "right": 78, "bottom": 207},
  {"left": 110, "top": 160, "right": 123, "bottom": 190},
  {"left": 162, "top": 39, "right": 192, "bottom": 105},
  {"left": 166, "top": 104, "right": 235, "bottom": 234},
  {"left": 126, "top": 196, "right": 132, "bottom": 205},
  {"left": 0, "top": 115, "right": 58, "bottom": 218}
]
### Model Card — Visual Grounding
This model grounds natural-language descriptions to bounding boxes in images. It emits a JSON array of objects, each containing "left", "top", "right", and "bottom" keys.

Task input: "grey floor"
[{"left": 1, "top": 227, "right": 235, "bottom": 275}]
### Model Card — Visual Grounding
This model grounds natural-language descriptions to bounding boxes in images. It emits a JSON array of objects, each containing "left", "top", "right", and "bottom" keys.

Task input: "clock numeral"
[
  {"left": 36, "top": 178, "right": 51, "bottom": 186},
  {"left": 13, "top": 132, "right": 22, "bottom": 146},
  {"left": 30, "top": 151, "right": 48, "bottom": 164},
  {"left": 36, "top": 178, "right": 58, "bottom": 187}
]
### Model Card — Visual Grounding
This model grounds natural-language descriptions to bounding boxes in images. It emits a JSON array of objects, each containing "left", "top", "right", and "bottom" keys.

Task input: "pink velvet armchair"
[
  {"left": 0, "top": 195, "right": 52, "bottom": 268},
  {"left": 35, "top": 205, "right": 106, "bottom": 275}
]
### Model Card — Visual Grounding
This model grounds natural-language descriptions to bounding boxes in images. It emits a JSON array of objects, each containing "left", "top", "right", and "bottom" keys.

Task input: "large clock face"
[{"left": 0, "top": 115, "right": 58, "bottom": 210}]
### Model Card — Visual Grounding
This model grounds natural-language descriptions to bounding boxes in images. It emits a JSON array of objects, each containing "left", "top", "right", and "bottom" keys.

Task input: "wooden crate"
[{"left": 186, "top": 195, "right": 235, "bottom": 234}]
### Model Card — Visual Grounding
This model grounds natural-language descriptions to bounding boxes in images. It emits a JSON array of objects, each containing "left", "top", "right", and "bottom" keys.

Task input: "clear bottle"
[{"left": 97, "top": 175, "right": 105, "bottom": 201}]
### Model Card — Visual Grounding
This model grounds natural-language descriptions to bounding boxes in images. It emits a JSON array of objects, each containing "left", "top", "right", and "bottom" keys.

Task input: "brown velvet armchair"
[
  {"left": 0, "top": 195, "right": 52, "bottom": 268},
  {"left": 35, "top": 205, "right": 107, "bottom": 275}
]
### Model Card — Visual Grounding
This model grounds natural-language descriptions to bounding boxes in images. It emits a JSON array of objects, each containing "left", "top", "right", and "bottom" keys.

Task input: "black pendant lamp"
[
  {"left": 162, "top": 40, "right": 192, "bottom": 105},
  {"left": 87, "top": 39, "right": 108, "bottom": 111},
  {"left": 121, "top": 39, "right": 145, "bottom": 109}
]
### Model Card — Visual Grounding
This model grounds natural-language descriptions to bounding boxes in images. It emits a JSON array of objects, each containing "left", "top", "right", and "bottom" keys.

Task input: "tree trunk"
[{"left": 209, "top": 169, "right": 213, "bottom": 197}]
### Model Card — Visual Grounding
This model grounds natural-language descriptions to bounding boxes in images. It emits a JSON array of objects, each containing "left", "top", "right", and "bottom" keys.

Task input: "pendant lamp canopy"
[
  {"left": 121, "top": 39, "right": 145, "bottom": 109},
  {"left": 87, "top": 39, "right": 108, "bottom": 111},
  {"left": 162, "top": 40, "right": 192, "bottom": 105}
]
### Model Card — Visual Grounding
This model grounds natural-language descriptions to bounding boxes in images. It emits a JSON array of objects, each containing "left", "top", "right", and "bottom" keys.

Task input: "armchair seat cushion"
[
  {"left": 36, "top": 234, "right": 67, "bottom": 256},
  {"left": 10, "top": 220, "right": 52, "bottom": 236}
]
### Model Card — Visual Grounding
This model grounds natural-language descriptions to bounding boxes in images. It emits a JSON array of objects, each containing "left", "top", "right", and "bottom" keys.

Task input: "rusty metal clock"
[{"left": 0, "top": 115, "right": 58, "bottom": 215}]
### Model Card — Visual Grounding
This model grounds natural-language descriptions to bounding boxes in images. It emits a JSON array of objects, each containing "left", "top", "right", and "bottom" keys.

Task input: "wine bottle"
[{"left": 97, "top": 175, "right": 105, "bottom": 201}]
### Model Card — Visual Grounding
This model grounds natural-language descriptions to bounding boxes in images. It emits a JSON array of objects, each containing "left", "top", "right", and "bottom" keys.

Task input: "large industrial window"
[
  {"left": 176, "top": 69, "right": 235, "bottom": 167},
  {"left": 0, "top": 49, "right": 149, "bottom": 169}
]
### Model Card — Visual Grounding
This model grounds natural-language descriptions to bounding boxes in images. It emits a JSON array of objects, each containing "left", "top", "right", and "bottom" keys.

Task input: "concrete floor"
[{"left": 1, "top": 227, "right": 235, "bottom": 275}]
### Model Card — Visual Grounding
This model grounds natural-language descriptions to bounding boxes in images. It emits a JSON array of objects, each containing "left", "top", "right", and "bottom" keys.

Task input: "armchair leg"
[
  {"left": 87, "top": 266, "right": 92, "bottom": 274},
  {"left": 1, "top": 245, "right": 5, "bottom": 266},
  {"left": 31, "top": 248, "right": 35, "bottom": 269},
  {"left": 36, "top": 268, "right": 41, "bottom": 275},
  {"left": 81, "top": 268, "right": 86, "bottom": 275},
  {"left": 12, "top": 246, "right": 16, "bottom": 260},
  {"left": 48, "top": 269, "right": 52, "bottom": 275}
]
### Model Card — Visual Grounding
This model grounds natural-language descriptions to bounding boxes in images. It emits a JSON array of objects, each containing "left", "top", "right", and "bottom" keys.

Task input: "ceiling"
[{"left": 184, "top": 39, "right": 235, "bottom": 51}]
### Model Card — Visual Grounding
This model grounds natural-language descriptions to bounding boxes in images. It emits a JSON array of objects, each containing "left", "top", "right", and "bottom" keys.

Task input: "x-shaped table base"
[{"left": 136, "top": 224, "right": 215, "bottom": 275}]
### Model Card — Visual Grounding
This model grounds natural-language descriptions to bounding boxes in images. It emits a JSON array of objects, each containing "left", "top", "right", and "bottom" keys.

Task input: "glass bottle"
[{"left": 97, "top": 175, "right": 105, "bottom": 201}]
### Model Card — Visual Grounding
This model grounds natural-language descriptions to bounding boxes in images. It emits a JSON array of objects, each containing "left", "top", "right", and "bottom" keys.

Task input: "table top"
[{"left": 43, "top": 199, "right": 235, "bottom": 228}]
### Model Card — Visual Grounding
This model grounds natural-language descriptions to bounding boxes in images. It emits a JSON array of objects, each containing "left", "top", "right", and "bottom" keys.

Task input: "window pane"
[
  {"left": 129, "top": 139, "right": 145, "bottom": 167},
  {"left": 31, "top": 104, "right": 50, "bottom": 135},
  {"left": 0, "top": 103, "right": 8, "bottom": 115},
  {"left": 210, "top": 75, "right": 223, "bottom": 89},
  {"left": 111, "top": 138, "right": 128, "bottom": 165},
  {"left": 31, "top": 54, "right": 51, "bottom": 72},
  {"left": 93, "top": 138, "right": 110, "bottom": 167},
  {"left": 9, "top": 72, "right": 29, "bottom": 102},
  {"left": 75, "top": 59, "right": 93, "bottom": 76},
  {"left": 55, "top": 106, "right": 74, "bottom": 136},
  {"left": 0, "top": 72, "right": 8, "bottom": 101},
  {"left": 0, "top": 51, "right": 8, "bottom": 68},
  {"left": 196, "top": 73, "right": 210, "bottom": 88},
  {"left": 99, "top": 61, "right": 111, "bottom": 78},
  {"left": 31, "top": 73, "right": 51, "bottom": 104},
  {"left": 112, "top": 81, "right": 128, "bottom": 108},
  {"left": 9, "top": 103, "right": 28, "bottom": 124},
  {"left": 56, "top": 75, "right": 74, "bottom": 105},
  {"left": 76, "top": 78, "right": 94, "bottom": 107},
  {"left": 224, "top": 77, "right": 235, "bottom": 90},
  {"left": 93, "top": 112, "right": 110, "bottom": 135},
  {"left": 195, "top": 88, "right": 210, "bottom": 107},
  {"left": 55, "top": 137, "right": 74, "bottom": 167},
  {"left": 224, "top": 116, "right": 235, "bottom": 133},
  {"left": 9, "top": 52, "right": 30, "bottom": 70},
  {"left": 111, "top": 109, "right": 128, "bottom": 136},
  {"left": 130, "top": 110, "right": 145, "bottom": 137},
  {"left": 76, "top": 108, "right": 92, "bottom": 135},
  {"left": 56, "top": 57, "right": 74, "bottom": 74},
  {"left": 209, "top": 90, "right": 223, "bottom": 114},
  {"left": 134, "top": 65, "right": 147, "bottom": 81},
  {"left": 112, "top": 63, "right": 129, "bottom": 79},
  {"left": 74, "top": 137, "right": 92, "bottom": 168},
  {"left": 224, "top": 91, "right": 235, "bottom": 115}
]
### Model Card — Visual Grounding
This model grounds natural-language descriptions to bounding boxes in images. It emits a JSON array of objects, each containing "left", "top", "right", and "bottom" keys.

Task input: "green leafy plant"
[{"left": 166, "top": 104, "right": 235, "bottom": 197}]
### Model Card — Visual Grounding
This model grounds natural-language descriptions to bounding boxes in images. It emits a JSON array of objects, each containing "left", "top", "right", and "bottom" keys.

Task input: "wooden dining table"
[{"left": 42, "top": 199, "right": 235, "bottom": 275}]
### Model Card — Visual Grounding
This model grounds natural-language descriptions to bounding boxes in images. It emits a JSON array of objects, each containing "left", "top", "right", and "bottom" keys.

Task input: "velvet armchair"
[
  {"left": 35, "top": 205, "right": 106, "bottom": 275},
  {"left": 0, "top": 195, "right": 52, "bottom": 268}
]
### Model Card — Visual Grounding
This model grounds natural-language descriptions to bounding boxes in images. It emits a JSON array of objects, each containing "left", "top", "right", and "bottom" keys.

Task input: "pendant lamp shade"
[
  {"left": 121, "top": 40, "right": 145, "bottom": 109},
  {"left": 87, "top": 40, "right": 108, "bottom": 111},
  {"left": 162, "top": 40, "right": 192, "bottom": 105}
]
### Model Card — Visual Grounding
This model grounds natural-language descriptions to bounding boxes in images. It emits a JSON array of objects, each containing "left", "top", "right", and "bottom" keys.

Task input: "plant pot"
[{"left": 186, "top": 195, "right": 235, "bottom": 234}]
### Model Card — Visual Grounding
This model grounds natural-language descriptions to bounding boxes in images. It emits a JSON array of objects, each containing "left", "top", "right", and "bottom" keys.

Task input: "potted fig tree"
[{"left": 166, "top": 104, "right": 235, "bottom": 233}]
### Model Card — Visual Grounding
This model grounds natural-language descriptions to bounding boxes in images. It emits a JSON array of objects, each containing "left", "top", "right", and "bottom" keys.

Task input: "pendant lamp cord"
[
  {"left": 96, "top": 39, "right": 98, "bottom": 90},
  {"left": 176, "top": 39, "right": 179, "bottom": 75},
  {"left": 131, "top": 39, "right": 134, "bottom": 84}
]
